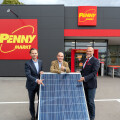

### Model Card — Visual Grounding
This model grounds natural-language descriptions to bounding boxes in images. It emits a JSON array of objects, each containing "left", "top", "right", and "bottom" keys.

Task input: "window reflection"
[
  {"left": 94, "top": 47, "right": 107, "bottom": 53},
  {"left": 107, "top": 45, "right": 120, "bottom": 65},
  {"left": 65, "top": 40, "right": 75, "bottom": 47},
  {"left": 94, "top": 42, "right": 107, "bottom": 46},
  {"left": 76, "top": 40, "right": 93, "bottom": 46},
  {"left": 76, "top": 47, "right": 88, "bottom": 49},
  {"left": 65, "top": 47, "right": 75, "bottom": 52}
]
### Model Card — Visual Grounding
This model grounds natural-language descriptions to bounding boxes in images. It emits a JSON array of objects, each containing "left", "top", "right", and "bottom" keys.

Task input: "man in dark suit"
[
  {"left": 25, "top": 48, "right": 44, "bottom": 120},
  {"left": 78, "top": 47, "right": 100, "bottom": 120}
]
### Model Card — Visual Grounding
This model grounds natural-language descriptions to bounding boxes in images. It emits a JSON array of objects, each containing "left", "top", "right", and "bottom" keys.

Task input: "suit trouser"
[
  {"left": 84, "top": 88, "right": 96, "bottom": 120},
  {"left": 28, "top": 87, "right": 39, "bottom": 118}
]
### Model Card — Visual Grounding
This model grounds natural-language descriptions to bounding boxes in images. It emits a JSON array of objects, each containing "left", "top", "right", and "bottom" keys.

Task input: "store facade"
[{"left": 0, "top": 5, "right": 120, "bottom": 76}]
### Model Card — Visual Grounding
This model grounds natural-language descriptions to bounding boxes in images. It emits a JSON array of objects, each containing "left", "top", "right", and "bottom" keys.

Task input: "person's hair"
[
  {"left": 29, "top": 48, "right": 38, "bottom": 53},
  {"left": 57, "top": 52, "right": 64, "bottom": 56}
]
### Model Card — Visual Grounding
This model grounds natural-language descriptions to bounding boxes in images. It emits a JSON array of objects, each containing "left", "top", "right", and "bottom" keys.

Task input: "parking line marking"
[
  {"left": 0, "top": 99, "right": 120, "bottom": 104},
  {"left": 0, "top": 101, "right": 38, "bottom": 104},
  {"left": 95, "top": 99, "right": 120, "bottom": 102}
]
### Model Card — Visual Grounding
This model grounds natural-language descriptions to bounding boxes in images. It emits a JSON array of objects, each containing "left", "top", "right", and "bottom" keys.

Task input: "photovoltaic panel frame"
[{"left": 38, "top": 73, "right": 89, "bottom": 120}]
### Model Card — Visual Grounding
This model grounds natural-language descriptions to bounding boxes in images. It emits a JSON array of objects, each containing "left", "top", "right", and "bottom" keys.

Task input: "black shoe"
[
  {"left": 31, "top": 117, "right": 35, "bottom": 120},
  {"left": 36, "top": 115, "right": 38, "bottom": 119}
]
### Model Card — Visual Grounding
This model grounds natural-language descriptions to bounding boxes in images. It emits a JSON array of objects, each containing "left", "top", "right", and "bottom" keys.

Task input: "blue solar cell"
[{"left": 38, "top": 73, "right": 89, "bottom": 120}]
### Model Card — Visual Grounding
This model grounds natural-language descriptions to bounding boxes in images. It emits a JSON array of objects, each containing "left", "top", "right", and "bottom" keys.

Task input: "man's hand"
[
  {"left": 37, "top": 79, "right": 44, "bottom": 86},
  {"left": 78, "top": 77, "right": 84, "bottom": 82},
  {"left": 40, "top": 71, "right": 44, "bottom": 75},
  {"left": 61, "top": 66, "right": 65, "bottom": 71}
]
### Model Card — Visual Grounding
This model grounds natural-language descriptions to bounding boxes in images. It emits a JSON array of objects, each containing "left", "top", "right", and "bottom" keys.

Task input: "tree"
[{"left": 2, "top": 0, "right": 24, "bottom": 5}]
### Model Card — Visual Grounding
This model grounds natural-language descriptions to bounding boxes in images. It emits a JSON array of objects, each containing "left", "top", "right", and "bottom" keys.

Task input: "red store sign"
[
  {"left": 78, "top": 6, "right": 97, "bottom": 26},
  {"left": 0, "top": 19, "right": 38, "bottom": 59}
]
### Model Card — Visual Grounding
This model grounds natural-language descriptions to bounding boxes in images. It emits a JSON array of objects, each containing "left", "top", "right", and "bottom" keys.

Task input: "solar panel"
[{"left": 38, "top": 73, "right": 89, "bottom": 120}]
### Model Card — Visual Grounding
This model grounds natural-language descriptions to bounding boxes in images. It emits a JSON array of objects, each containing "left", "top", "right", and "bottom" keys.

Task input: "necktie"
[{"left": 83, "top": 58, "right": 89, "bottom": 69}]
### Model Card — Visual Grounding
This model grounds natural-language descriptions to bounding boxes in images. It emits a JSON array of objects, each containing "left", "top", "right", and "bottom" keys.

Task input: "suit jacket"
[
  {"left": 81, "top": 57, "right": 100, "bottom": 89},
  {"left": 25, "top": 59, "right": 43, "bottom": 90},
  {"left": 50, "top": 60, "right": 70, "bottom": 73}
]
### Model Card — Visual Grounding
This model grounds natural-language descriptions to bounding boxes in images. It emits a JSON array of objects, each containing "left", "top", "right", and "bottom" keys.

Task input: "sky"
[{"left": 1, "top": 0, "right": 120, "bottom": 6}]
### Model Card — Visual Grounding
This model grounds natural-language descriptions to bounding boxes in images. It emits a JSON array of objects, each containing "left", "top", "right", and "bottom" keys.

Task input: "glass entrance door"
[{"left": 75, "top": 53, "right": 86, "bottom": 72}]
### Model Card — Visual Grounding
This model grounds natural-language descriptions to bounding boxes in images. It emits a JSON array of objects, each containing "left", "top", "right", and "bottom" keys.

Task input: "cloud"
[
  {"left": 57, "top": 0, "right": 120, "bottom": 6},
  {"left": 0, "top": 0, "right": 3, "bottom": 3},
  {"left": 19, "top": 0, "right": 59, "bottom": 4},
  {"left": 1, "top": 0, "right": 120, "bottom": 6}
]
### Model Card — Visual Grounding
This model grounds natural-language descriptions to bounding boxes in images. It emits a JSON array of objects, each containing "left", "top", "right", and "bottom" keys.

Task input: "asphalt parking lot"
[{"left": 0, "top": 76, "right": 120, "bottom": 120}]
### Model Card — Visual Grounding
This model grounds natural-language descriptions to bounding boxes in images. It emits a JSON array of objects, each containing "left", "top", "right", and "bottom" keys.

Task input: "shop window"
[
  {"left": 94, "top": 40, "right": 107, "bottom": 46},
  {"left": 64, "top": 52, "right": 71, "bottom": 69},
  {"left": 64, "top": 39, "right": 108, "bottom": 74},
  {"left": 108, "top": 45, "right": 120, "bottom": 65},
  {"left": 65, "top": 40, "right": 75, "bottom": 47},
  {"left": 76, "top": 40, "right": 93, "bottom": 46},
  {"left": 94, "top": 42, "right": 107, "bottom": 46},
  {"left": 65, "top": 47, "right": 75, "bottom": 52},
  {"left": 94, "top": 47, "right": 107, "bottom": 53},
  {"left": 76, "top": 47, "right": 88, "bottom": 49}
]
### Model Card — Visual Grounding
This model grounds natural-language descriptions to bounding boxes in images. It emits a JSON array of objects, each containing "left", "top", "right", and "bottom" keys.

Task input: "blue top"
[{"left": 32, "top": 59, "right": 39, "bottom": 73}]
